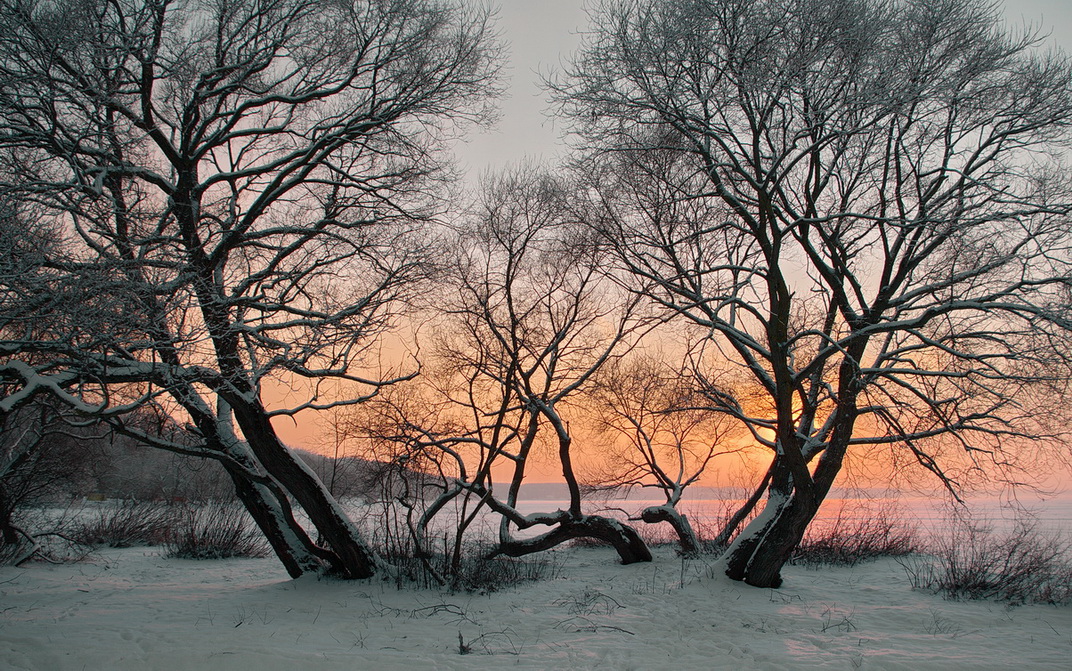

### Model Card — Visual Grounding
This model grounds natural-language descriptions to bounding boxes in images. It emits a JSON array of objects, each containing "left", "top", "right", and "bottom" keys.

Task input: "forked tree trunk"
[
  {"left": 169, "top": 389, "right": 331, "bottom": 579},
  {"left": 230, "top": 399, "right": 379, "bottom": 579},
  {"left": 722, "top": 450, "right": 842, "bottom": 587},
  {"left": 720, "top": 378, "right": 861, "bottom": 587},
  {"left": 722, "top": 491, "right": 817, "bottom": 587}
]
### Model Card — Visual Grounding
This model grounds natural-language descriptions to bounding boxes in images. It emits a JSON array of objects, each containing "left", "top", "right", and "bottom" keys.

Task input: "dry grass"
[
  {"left": 163, "top": 503, "right": 268, "bottom": 560},
  {"left": 791, "top": 505, "right": 918, "bottom": 567},
  {"left": 900, "top": 516, "right": 1072, "bottom": 605}
]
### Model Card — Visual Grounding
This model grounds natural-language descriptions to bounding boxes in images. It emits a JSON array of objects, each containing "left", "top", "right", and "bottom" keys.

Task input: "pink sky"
[{"left": 273, "top": 0, "right": 1072, "bottom": 491}]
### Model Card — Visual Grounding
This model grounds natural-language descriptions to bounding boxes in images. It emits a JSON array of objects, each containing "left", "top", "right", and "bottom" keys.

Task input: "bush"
[
  {"left": 163, "top": 503, "right": 268, "bottom": 560},
  {"left": 71, "top": 499, "right": 177, "bottom": 548},
  {"left": 376, "top": 538, "right": 562, "bottom": 593},
  {"left": 0, "top": 505, "right": 95, "bottom": 565},
  {"left": 900, "top": 516, "right": 1072, "bottom": 605},
  {"left": 452, "top": 545, "right": 562, "bottom": 593},
  {"left": 790, "top": 504, "right": 917, "bottom": 567}
]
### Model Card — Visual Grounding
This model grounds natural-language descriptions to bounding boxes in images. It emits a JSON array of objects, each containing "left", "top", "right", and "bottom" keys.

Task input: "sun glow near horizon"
[{"left": 265, "top": 0, "right": 1072, "bottom": 497}]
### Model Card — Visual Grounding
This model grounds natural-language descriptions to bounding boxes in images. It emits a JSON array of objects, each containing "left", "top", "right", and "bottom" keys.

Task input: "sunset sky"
[{"left": 272, "top": 0, "right": 1072, "bottom": 491}]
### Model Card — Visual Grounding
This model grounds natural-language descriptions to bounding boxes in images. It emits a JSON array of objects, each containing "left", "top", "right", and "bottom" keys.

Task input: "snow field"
[{"left": 3, "top": 545, "right": 1072, "bottom": 670}]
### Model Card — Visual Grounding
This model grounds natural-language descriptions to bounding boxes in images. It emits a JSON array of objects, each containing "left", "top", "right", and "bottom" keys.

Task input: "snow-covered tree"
[
  {"left": 0, "top": 0, "right": 499, "bottom": 578},
  {"left": 355, "top": 168, "right": 654, "bottom": 566},
  {"left": 556, "top": 0, "right": 1072, "bottom": 586}
]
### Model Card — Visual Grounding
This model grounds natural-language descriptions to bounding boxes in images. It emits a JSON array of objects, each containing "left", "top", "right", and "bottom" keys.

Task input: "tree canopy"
[
  {"left": 555, "top": 0, "right": 1072, "bottom": 586},
  {"left": 0, "top": 0, "right": 500, "bottom": 578}
]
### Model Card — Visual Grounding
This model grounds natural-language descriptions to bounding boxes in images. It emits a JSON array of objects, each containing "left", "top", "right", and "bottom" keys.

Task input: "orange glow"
[{"left": 259, "top": 335, "right": 1071, "bottom": 495}]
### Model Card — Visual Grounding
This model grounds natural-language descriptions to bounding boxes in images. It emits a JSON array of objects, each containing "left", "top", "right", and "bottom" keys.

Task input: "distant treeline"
[{"left": 29, "top": 425, "right": 384, "bottom": 504}]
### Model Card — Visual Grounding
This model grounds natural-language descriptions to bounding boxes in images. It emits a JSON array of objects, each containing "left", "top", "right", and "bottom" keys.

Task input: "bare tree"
[
  {"left": 355, "top": 168, "right": 655, "bottom": 567},
  {"left": 0, "top": 0, "right": 499, "bottom": 578},
  {"left": 556, "top": 0, "right": 1072, "bottom": 586},
  {"left": 343, "top": 378, "right": 478, "bottom": 583},
  {"left": 583, "top": 353, "right": 742, "bottom": 553}
]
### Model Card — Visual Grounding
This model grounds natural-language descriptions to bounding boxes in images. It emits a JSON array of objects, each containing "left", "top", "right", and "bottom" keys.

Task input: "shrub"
[
  {"left": 900, "top": 516, "right": 1072, "bottom": 605},
  {"left": 0, "top": 505, "right": 96, "bottom": 565},
  {"left": 790, "top": 504, "right": 917, "bottom": 567},
  {"left": 377, "top": 540, "right": 562, "bottom": 593},
  {"left": 352, "top": 494, "right": 563, "bottom": 592},
  {"left": 163, "top": 503, "right": 268, "bottom": 560},
  {"left": 71, "top": 499, "right": 177, "bottom": 548},
  {"left": 451, "top": 545, "right": 562, "bottom": 593}
]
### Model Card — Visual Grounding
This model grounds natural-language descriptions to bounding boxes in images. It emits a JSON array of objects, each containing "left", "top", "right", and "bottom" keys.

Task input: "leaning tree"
[
  {"left": 0, "top": 0, "right": 499, "bottom": 578},
  {"left": 556, "top": 0, "right": 1072, "bottom": 586}
]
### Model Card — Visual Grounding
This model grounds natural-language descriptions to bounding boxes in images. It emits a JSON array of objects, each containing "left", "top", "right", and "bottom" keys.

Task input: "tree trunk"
[
  {"left": 229, "top": 399, "right": 379, "bottom": 579},
  {"left": 225, "top": 468, "right": 324, "bottom": 578},
  {"left": 0, "top": 503, "right": 19, "bottom": 548},
  {"left": 722, "top": 480, "right": 819, "bottom": 588},
  {"left": 0, "top": 447, "right": 31, "bottom": 553},
  {"left": 722, "top": 421, "right": 855, "bottom": 587},
  {"left": 638, "top": 505, "right": 699, "bottom": 554},
  {"left": 495, "top": 513, "right": 653, "bottom": 564},
  {"left": 164, "top": 386, "right": 332, "bottom": 579}
]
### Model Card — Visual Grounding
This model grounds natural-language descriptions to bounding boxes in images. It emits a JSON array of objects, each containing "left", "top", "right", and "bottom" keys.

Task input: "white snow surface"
[{"left": 3, "top": 546, "right": 1071, "bottom": 670}]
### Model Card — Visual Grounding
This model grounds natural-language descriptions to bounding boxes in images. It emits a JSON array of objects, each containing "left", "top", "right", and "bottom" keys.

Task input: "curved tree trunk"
[
  {"left": 163, "top": 386, "right": 333, "bottom": 579},
  {"left": 638, "top": 505, "right": 699, "bottom": 555},
  {"left": 494, "top": 513, "right": 652, "bottom": 564},
  {"left": 722, "top": 442, "right": 847, "bottom": 587},
  {"left": 722, "top": 491, "right": 817, "bottom": 587},
  {"left": 503, "top": 405, "right": 653, "bottom": 563}
]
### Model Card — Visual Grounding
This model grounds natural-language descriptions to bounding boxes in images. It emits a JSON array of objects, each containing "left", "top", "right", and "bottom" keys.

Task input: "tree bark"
[
  {"left": 720, "top": 444, "right": 849, "bottom": 587},
  {"left": 0, "top": 448, "right": 32, "bottom": 552},
  {"left": 638, "top": 505, "right": 699, "bottom": 554},
  {"left": 723, "top": 493, "right": 817, "bottom": 587},
  {"left": 494, "top": 513, "right": 653, "bottom": 564},
  {"left": 229, "top": 399, "right": 379, "bottom": 578},
  {"left": 0, "top": 506, "right": 19, "bottom": 548},
  {"left": 225, "top": 469, "right": 325, "bottom": 578}
]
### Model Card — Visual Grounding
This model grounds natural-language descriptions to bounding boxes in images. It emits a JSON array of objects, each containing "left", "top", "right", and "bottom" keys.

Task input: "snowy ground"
[{"left": 3, "top": 546, "right": 1071, "bottom": 670}]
